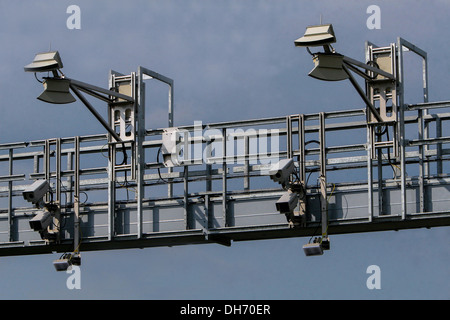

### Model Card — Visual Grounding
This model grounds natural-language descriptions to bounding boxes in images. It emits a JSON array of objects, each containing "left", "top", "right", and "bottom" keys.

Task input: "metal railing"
[{"left": 1, "top": 99, "right": 450, "bottom": 256}]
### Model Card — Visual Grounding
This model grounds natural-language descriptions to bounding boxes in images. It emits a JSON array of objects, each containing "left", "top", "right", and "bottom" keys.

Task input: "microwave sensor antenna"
[
  {"left": 294, "top": 23, "right": 400, "bottom": 256},
  {"left": 24, "top": 50, "right": 135, "bottom": 143},
  {"left": 294, "top": 24, "right": 336, "bottom": 48},
  {"left": 37, "top": 78, "right": 76, "bottom": 104},
  {"left": 24, "top": 51, "right": 63, "bottom": 74},
  {"left": 294, "top": 23, "right": 396, "bottom": 124},
  {"left": 24, "top": 50, "right": 137, "bottom": 267}
]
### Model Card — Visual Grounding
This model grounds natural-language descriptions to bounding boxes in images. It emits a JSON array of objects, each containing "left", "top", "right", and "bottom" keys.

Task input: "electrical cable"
[
  {"left": 307, "top": 183, "right": 335, "bottom": 243},
  {"left": 366, "top": 60, "right": 380, "bottom": 80},
  {"left": 34, "top": 72, "right": 43, "bottom": 83},
  {"left": 156, "top": 146, "right": 169, "bottom": 183}
]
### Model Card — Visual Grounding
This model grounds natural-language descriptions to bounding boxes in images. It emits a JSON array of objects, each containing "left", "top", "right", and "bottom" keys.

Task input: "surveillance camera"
[
  {"left": 269, "top": 158, "right": 295, "bottom": 186},
  {"left": 29, "top": 210, "right": 52, "bottom": 232},
  {"left": 275, "top": 191, "right": 298, "bottom": 214},
  {"left": 23, "top": 180, "right": 50, "bottom": 205}
]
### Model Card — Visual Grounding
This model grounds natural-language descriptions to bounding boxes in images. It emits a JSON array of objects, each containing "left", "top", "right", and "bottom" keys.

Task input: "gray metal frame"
[
  {"left": 0, "top": 39, "right": 449, "bottom": 257},
  {"left": 1, "top": 100, "right": 449, "bottom": 256}
]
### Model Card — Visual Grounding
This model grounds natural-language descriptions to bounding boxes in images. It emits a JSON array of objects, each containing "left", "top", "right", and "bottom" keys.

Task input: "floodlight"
[
  {"left": 294, "top": 23, "right": 386, "bottom": 123},
  {"left": 53, "top": 258, "right": 71, "bottom": 271},
  {"left": 24, "top": 51, "right": 63, "bottom": 73},
  {"left": 53, "top": 253, "right": 81, "bottom": 272},
  {"left": 302, "top": 242, "right": 324, "bottom": 256},
  {"left": 294, "top": 24, "right": 336, "bottom": 47},
  {"left": 37, "top": 78, "right": 76, "bottom": 104},
  {"left": 308, "top": 53, "right": 349, "bottom": 81},
  {"left": 29, "top": 210, "right": 52, "bottom": 232},
  {"left": 276, "top": 191, "right": 298, "bottom": 214}
]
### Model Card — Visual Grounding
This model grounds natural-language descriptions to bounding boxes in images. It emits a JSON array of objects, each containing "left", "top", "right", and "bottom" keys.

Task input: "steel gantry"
[{"left": 0, "top": 34, "right": 449, "bottom": 263}]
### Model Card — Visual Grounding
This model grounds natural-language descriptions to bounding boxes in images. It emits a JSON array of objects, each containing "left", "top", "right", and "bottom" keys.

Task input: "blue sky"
[{"left": 0, "top": 0, "right": 449, "bottom": 300}]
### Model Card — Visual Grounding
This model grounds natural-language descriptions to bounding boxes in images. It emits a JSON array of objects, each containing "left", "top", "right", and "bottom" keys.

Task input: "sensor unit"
[
  {"left": 29, "top": 210, "right": 52, "bottom": 232},
  {"left": 275, "top": 191, "right": 298, "bottom": 214},
  {"left": 302, "top": 243, "right": 324, "bottom": 256},
  {"left": 23, "top": 180, "right": 50, "bottom": 205}
]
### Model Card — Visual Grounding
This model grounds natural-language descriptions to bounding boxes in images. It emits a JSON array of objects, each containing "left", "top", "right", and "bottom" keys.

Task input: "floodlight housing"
[
  {"left": 24, "top": 51, "right": 63, "bottom": 73},
  {"left": 53, "top": 258, "right": 71, "bottom": 271},
  {"left": 53, "top": 253, "right": 81, "bottom": 271},
  {"left": 294, "top": 24, "right": 336, "bottom": 47},
  {"left": 302, "top": 242, "right": 323, "bottom": 256},
  {"left": 37, "top": 78, "right": 76, "bottom": 104},
  {"left": 309, "top": 53, "right": 349, "bottom": 81}
]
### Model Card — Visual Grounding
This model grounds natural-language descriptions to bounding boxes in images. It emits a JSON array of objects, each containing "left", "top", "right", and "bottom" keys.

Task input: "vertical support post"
[
  {"left": 74, "top": 136, "right": 81, "bottom": 254},
  {"left": 287, "top": 116, "right": 293, "bottom": 159},
  {"left": 422, "top": 51, "right": 430, "bottom": 214},
  {"left": 436, "top": 118, "right": 443, "bottom": 175},
  {"left": 8, "top": 149, "right": 13, "bottom": 242},
  {"left": 397, "top": 38, "right": 407, "bottom": 220},
  {"left": 167, "top": 82, "right": 174, "bottom": 198},
  {"left": 136, "top": 69, "right": 146, "bottom": 238},
  {"left": 44, "top": 140, "right": 50, "bottom": 204},
  {"left": 136, "top": 67, "right": 174, "bottom": 198},
  {"left": 244, "top": 135, "right": 250, "bottom": 191},
  {"left": 398, "top": 38, "right": 428, "bottom": 215},
  {"left": 183, "top": 130, "right": 190, "bottom": 229},
  {"left": 319, "top": 112, "right": 328, "bottom": 239},
  {"left": 108, "top": 143, "right": 116, "bottom": 240},
  {"left": 206, "top": 139, "right": 212, "bottom": 192},
  {"left": 365, "top": 43, "right": 374, "bottom": 222},
  {"left": 377, "top": 135, "right": 384, "bottom": 215},
  {"left": 299, "top": 115, "right": 306, "bottom": 184},
  {"left": 108, "top": 70, "right": 118, "bottom": 241},
  {"left": 418, "top": 109, "right": 425, "bottom": 213},
  {"left": 222, "top": 128, "right": 228, "bottom": 227},
  {"left": 367, "top": 124, "right": 374, "bottom": 222},
  {"left": 54, "top": 138, "right": 61, "bottom": 242},
  {"left": 66, "top": 151, "right": 74, "bottom": 218},
  {"left": 204, "top": 194, "right": 210, "bottom": 234},
  {"left": 298, "top": 115, "right": 307, "bottom": 218},
  {"left": 423, "top": 55, "right": 430, "bottom": 178},
  {"left": 33, "top": 154, "right": 40, "bottom": 176},
  {"left": 184, "top": 165, "right": 189, "bottom": 229},
  {"left": 168, "top": 78, "right": 174, "bottom": 128}
]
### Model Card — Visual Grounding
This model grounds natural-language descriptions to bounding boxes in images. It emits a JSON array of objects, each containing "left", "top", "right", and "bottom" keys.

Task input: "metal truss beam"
[{"left": 1, "top": 97, "right": 450, "bottom": 256}]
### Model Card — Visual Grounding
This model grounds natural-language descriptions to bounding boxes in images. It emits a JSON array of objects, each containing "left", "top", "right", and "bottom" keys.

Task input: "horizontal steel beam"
[{"left": 0, "top": 211, "right": 448, "bottom": 257}]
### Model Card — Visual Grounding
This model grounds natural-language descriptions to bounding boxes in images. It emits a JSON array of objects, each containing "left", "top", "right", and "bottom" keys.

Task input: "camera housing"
[
  {"left": 269, "top": 158, "right": 295, "bottom": 186},
  {"left": 275, "top": 191, "right": 298, "bottom": 214},
  {"left": 23, "top": 180, "right": 50, "bottom": 205},
  {"left": 29, "top": 210, "right": 52, "bottom": 232}
]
